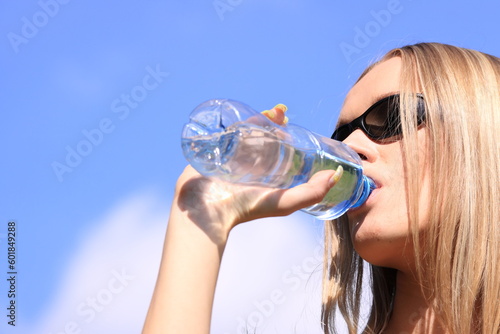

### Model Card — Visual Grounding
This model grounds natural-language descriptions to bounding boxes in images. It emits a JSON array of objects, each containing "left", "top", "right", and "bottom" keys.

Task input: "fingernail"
[
  {"left": 274, "top": 104, "right": 288, "bottom": 113},
  {"left": 328, "top": 165, "right": 344, "bottom": 188},
  {"left": 261, "top": 109, "right": 276, "bottom": 118}
]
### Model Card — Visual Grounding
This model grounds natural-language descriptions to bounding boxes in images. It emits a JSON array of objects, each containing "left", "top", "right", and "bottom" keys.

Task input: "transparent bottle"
[{"left": 181, "top": 99, "right": 375, "bottom": 220}]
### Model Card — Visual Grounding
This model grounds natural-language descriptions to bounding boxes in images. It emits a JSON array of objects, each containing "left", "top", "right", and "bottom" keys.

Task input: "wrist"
[
  {"left": 171, "top": 195, "right": 233, "bottom": 248},
  {"left": 144, "top": 195, "right": 229, "bottom": 333}
]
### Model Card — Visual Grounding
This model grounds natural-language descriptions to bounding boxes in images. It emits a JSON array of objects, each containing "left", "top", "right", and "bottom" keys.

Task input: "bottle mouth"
[{"left": 350, "top": 176, "right": 376, "bottom": 209}]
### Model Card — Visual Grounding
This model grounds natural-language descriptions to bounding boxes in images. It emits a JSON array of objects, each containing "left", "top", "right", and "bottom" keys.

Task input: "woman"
[{"left": 143, "top": 43, "right": 500, "bottom": 333}]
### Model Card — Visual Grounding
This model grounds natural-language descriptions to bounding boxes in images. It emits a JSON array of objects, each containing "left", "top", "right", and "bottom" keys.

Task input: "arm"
[
  {"left": 143, "top": 105, "right": 341, "bottom": 333},
  {"left": 142, "top": 168, "right": 229, "bottom": 333}
]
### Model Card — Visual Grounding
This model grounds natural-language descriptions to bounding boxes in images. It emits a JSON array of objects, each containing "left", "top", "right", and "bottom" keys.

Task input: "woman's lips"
[{"left": 365, "top": 186, "right": 380, "bottom": 205}]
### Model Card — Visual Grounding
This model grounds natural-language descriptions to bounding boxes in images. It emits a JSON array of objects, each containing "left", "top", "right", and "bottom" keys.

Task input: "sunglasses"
[{"left": 331, "top": 94, "right": 426, "bottom": 142}]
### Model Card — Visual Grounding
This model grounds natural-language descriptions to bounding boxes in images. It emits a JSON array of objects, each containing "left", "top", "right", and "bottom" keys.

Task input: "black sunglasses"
[{"left": 331, "top": 94, "right": 425, "bottom": 142}]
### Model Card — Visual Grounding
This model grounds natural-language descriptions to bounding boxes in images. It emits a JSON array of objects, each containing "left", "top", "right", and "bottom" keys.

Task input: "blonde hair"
[{"left": 321, "top": 43, "right": 500, "bottom": 334}]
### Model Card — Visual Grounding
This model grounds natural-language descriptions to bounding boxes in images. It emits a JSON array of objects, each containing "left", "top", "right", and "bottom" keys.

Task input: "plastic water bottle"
[{"left": 181, "top": 99, "right": 375, "bottom": 220}]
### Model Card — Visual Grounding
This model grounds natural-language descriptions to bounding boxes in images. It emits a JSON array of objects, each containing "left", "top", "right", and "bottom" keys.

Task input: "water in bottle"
[{"left": 181, "top": 99, "right": 375, "bottom": 220}]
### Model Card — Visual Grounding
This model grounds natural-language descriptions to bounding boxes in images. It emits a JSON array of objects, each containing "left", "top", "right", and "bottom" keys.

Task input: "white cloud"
[
  {"left": 33, "top": 189, "right": 168, "bottom": 334},
  {"left": 30, "top": 189, "right": 331, "bottom": 334},
  {"left": 212, "top": 215, "right": 326, "bottom": 334}
]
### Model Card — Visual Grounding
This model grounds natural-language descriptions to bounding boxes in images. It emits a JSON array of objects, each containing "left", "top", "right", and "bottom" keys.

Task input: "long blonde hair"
[{"left": 321, "top": 43, "right": 500, "bottom": 334}]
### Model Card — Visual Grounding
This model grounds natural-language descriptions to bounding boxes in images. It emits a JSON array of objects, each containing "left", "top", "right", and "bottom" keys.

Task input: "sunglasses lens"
[
  {"left": 364, "top": 96, "right": 401, "bottom": 139},
  {"left": 332, "top": 125, "right": 352, "bottom": 141},
  {"left": 331, "top": 94, "right": 424, "bottom": 142}
]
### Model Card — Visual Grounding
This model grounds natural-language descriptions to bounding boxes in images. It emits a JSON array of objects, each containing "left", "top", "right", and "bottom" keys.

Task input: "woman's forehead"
[{"left": 340, "top": 57, "right": 402, "bottom": 121}]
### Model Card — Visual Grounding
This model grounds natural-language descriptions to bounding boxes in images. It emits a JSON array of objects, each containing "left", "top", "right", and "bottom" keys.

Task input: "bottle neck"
[{"left": 351, "top": 176, "right": 376, "bottom": 209}]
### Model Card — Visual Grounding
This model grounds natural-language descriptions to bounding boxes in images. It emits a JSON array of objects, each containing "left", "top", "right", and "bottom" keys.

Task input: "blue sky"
[{"left": 1, "top": 0, "right": 500, "bottom": 333}]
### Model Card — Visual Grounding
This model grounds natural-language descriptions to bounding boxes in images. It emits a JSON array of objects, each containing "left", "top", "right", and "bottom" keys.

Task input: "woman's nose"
[{"left": 341, "top": 129, "right": 379, "bottom": 163}]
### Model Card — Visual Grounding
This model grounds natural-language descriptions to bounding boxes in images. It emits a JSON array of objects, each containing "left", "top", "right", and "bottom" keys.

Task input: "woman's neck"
[{"left": 383, "top": 270, "right": 447, "bottom": 334}]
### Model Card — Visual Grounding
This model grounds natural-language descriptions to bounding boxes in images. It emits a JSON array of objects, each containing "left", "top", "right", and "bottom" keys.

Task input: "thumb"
[{"left": 254, "top": 166, "right": 344, "bottom": 219}]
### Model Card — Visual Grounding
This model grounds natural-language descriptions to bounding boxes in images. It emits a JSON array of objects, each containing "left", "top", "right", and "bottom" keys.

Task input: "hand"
[
  {"left": 175, "top": 103, "right": 342, "bottom": 240},
  {"left": 261, "top": 104, "right": 289, "bottom": 125},
  {"left": 175, "top": 165, "right": 342, "bottom": 242},
  {"left": 143, "top": 103, "right": 342, "bottom": 333}
]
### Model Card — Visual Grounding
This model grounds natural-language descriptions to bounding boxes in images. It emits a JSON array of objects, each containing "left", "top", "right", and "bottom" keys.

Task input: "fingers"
[
  {"left": 279, "top": 167, "right": 342, "bottom": 211},
  {"left": 261, "top": 104, "right": 289, "bottom": 125},
  {"left": 329, "top": 165, "right": 344, "bottom": 188},
  {"left": 245, "top": 167, "right": 343, "bottom": 221},
  {"left": 179, "top": 164, "right": 345, "bottom": 225}
]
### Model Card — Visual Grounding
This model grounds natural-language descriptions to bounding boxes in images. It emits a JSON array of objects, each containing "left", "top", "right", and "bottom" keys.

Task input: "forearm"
[
  {"left": 142, "top": 165, "right": 337, "bottom": 333},
  {"left": 142, "top": 202, "right": 228, "bottom": 333}
]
